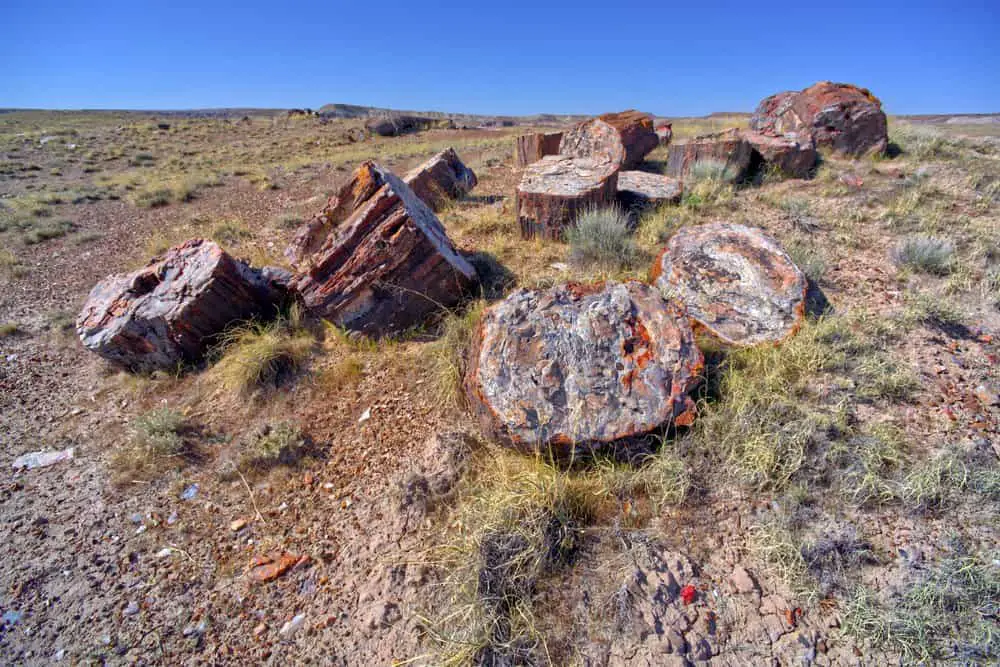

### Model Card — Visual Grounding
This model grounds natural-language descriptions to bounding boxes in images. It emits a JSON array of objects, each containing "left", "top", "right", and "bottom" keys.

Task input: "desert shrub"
[
  {"left": 240, "top": 422, "right": 311, "bottom": 469},
  {"left": 748, "top": 519, "right": 815, "bottom": 601},
  {"left": 113, "top": 407, "right": 193, "bottom": 478},
  {"left": 778, "top": 197, "right": 820, "bottom": 232},
  {"left": 890, "top": 123, "right": 957, "bottom": 161},
  {"left": 786, "top": 240, "right": 827, "bottom": 283},
  {"left": 891, "top": 235, "right": 955, "bottom": 274},
  {"left": 214, "top": 307, "right": 314, "bottom": 395},
  {"left": 902, "top": 291, "right": 964, "bottom": 329},
  {"left": 211, "top": 218, "right": 252, "bottom": 246},
  {"left": 0, "top": 323, "right": 19, "bottom": 337},
  {"left": 566, "top": 205, "right": 637, "bottom": 270},
  {"left": 23, "top": 219, "right": 75, "bottom": 244},
  {"left": 130, "top": 187, "right": 174, "bottom": 208}
]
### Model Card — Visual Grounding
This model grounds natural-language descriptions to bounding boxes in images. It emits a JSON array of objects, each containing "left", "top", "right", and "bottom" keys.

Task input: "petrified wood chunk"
[
  {"left": 516, "top": 155, "right": 618, "bottom": 239},
  {"left": 290, "top": 165, "right": 476, "bottom": 336},
  {"left": 77, "top": 239, "right": 287, "bottom": 372},
  {"left": 744, "top": 131, "right": 817, "bottom": 179},
  {"left": 617, "top": 171, "right": 683, "bottom": 214},
  {"left": 749, "top": 81, "right": 888, "bottom": 157},
  {"left": 514, "top": 132, "right": 564, "bottom": 168},
  {"left": 285, "top": 160, "right": 388, "bottom": 269},
  {"left": 652, "top": 223, "right": 807, "bottom": 346},
  {"left": 560, "top": 110, "right": 659, "bottom": 170},
  {"left": 465, "top": 281, "right": 704, "bottom": 456},
  {"left": 402, "top": 147, "right": 477, "bottom": 212},
  {"left": 665, "top": 128, "right": 754, "bottom": 183}
]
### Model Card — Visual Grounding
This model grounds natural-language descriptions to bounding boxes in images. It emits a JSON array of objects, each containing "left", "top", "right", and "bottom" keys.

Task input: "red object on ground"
[{"left": 681, "top": 585, "right": 697, "bottom": 605}]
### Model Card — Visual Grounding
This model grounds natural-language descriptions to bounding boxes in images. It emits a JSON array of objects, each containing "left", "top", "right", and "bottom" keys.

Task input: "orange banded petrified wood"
[
  {"left": 290, "top": 164, "right": 476, "bottom": 336},
  {"left": 515, "top": 155, "right": 618, "bottom": 239},
  {"left": 465, "top": 281, "right": 704, "bottom": 457},
  {"left": 559, "top": 110, "right": 660, "bottom": 170},
  {"left": 652, "top": 223, "right": 807, "bottom": 347},
  {"left": 513, "top": 131, "right": 563, "bottom": 168}
]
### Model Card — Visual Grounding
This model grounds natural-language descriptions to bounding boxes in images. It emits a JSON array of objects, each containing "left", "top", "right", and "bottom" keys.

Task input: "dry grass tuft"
[
  {"left": 213, "top": 306, "right": 315, "bottom": 396},
  {"left": 565, "top": 205, "right": 638, "bottom": 271}
]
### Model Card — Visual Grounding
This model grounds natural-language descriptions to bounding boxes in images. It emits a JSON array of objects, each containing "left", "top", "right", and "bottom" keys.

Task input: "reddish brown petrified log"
[
  {"left": 76, "top": 239, "right": 287, "bottom": 372},
  {"left": 402, "top": 147, "right": 477, "bottom": 212},
  {"left": 652, "top": 222, "right": 807, "bottom": 346},
  {"left": 465, "top": 280, "right": 703, "bottom": 456},
  {"left": 560, "top": 110, "right": 659, "bottom": 170},
  {"left": 516, "top": 155, "right": 618, "bottom": 239},
  {"left": 665, "top": 128, "right": 754, "bottom": 183},
  {"left": 514, "top": 132, "right": 564, "bottom": 168},
  {"left": 749, "top": 81, "right": 888, "bottom": 156},
  {"left": 743, "top": 130, "right": 817, "bottom": 179},
  {"left": 290, "top": 165, "right": 476, "bottom": 336}
]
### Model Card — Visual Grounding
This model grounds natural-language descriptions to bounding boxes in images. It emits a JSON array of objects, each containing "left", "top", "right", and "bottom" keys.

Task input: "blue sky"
[{"left": 2, "top": 0, "right": 997, "bottom": 115}]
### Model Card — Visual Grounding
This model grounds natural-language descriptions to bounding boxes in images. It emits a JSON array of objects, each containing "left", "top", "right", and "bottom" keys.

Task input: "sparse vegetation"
[
  {"left": 0, "top": 323, "right": 19, "bottom": 337},
  {"left": 112, "top": 406, "right": 194, "bottom": 478},
  {"left": 213, "top": 306, "right": 315, "bottom": 396},
  {"left": 891, "top": 234, "right": 955, "bottom": 274},
  {"left": 565, "top": 205, "right": 637, "bottom": 270},
  {"left": 240, "top": 421, "right": 312, "bottom": 469},
  {"left": 426, "top": 302, "right": 485, "bottom": 409}
]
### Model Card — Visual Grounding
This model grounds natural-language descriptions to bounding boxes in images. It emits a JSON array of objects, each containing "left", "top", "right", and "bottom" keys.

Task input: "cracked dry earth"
[{"left": 2, "top": 113, "right": 999, "bottom": 665}]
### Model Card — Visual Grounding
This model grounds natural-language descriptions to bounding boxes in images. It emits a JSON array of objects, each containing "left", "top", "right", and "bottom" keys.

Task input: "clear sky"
[{"left": 2, "top": 0, "right": 998, "bottom": 116}]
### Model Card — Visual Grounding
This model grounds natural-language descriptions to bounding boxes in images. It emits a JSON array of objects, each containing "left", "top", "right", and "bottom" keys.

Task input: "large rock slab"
[
  {"left": 560, "top": 110, "right": 659, "bottom": 170},
  {"left": 666, "top": 128, "right": 754, "bottom": 183},
  {"left": 617, "top": 171, "right": 683, "bottom": 213},
  {"left": 514, "top": 132, "right": 563, "bottom": 168},
  {"left": 516, "top": 155, "right": 618, "bottom": 239},
  {"left": 402, "top": 148, "right": 477, "bottom": 212},
  {"left": 652, "top": 223, "right": 807, "bottom": 346},
  {"left": 290, "top": 164, "right": 477, "bottom": 336},
  {"left": 744, "top": 130, "right": 817, "bottom": 178},
  {"left": 749, "top": 82, "right": 888, "bottom": 156},
  {"left": 365, "top": 114, "right": 438, "bottom": 137},
  {"left": 77, "top": 239, "right": 287, "bottom": 372},
  {"left": 285, "top": 160, "right": 389, "bottom": 269},
  {"left": 465, "top": 281, "right": 704, "bottom": 456},
  {"left": 286, "top": 150, "right": 476, "bottom": 267}
]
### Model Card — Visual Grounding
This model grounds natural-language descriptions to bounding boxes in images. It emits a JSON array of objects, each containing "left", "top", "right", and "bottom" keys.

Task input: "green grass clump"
[
  {"left": 425, "top": 302, "right": 485, "bottom": 409},
  {"left": 23, "top": 219, "right": 75, "bottom": 244},
  {"left": 113, "top": 406, "right": 192, "bottom": 479},
  {"left": 214, "top": 307, "right": 314, "bottom": 396},
  {"left": 842, "top": 543, "right": 999, "bottom": 662},
  {"left": 681, "top": 159, "right": 735, "bottom": 209},
  {"left": 748, "top": 519, "right": 815, "bottom": 601},
  {"left": 211, "top": 218, "right": 252, "bottom": 246},
  {"left": 891, "top": 235, "right": 955, "bottom": 275},
  {"left": 566, "top": 206, "right": 637, "bottom": 270}
]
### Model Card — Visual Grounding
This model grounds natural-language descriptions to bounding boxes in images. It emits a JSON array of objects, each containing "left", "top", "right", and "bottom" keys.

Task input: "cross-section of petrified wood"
[
  {"left": 465, "top": 281, "right": 704, "bottom": 456},
  {"left": 652, "top": 223, "right": 807, "bottom": 346},
  {"left": 402, "top": 147, "right": 477, "bottom": 212},
  {"left": 744, "top": 130, "right": 817, "bottom": 179},
  {"left": 616, "top": 170, "right": 683, "bottom": 214},
  {"left": 665, "top": 128, "right": 754, "bottom": 183},
  {"left": 516, "top": 155, "right": 618, "bottom": 239},
  {"left": 514, "top": 131, "right": 564, "bottom": 168},
  {"left": 560, "top": 110, "right": 659, "bottom": 170},
  {"left": 290, "top": 165, "right": 477, "bottom": 336},
  {"left": 77, "top": 239, "right": 288, "bottom": 372}
]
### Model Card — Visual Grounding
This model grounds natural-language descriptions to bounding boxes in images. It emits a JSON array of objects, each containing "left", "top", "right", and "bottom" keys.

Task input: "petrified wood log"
[
  {"left": 514, "top": 132, "right": 564, "bottom": 168},
  {"left": 652, "top": 223, "right": 807, "bottom": 346},
  {"left": 466, "top": 281, "right": 703, "bottom": 456},
  {"left": 290, "top": 165, "right": 476, "bottom": 336},
  {"left": 560, "top": 110, "right": 659, "bottom": 170},
  {"left": 616, "top": 171, "right": 682, "bottom": 214},
  {"left": 744, "top": 130, "right": 817, "bottom": 179},
  {"left": 749, "top": 81, "right": 888, "bottom": 157},
  {"left": 665, "top": 128, "right": 754, "bottom": 183},
  {"left": 402, "top": 147, "right": 477, "bottom": 212},
  {"left": 77, "top": 239, "right": 287, "bottom": 372},
  {"left": 516, "top": 155, "right": 618, "bottom": 239},
  {"left": 284, "top": 160, "right": 388, "bottom": 269}
]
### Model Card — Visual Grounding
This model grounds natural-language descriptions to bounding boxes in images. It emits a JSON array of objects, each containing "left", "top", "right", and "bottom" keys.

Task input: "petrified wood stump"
[
  {"left": 514, "top": 132, "right": 564, "bottom": 168},
  {"left": 744, "top": 131, "right": 817, "bottom": 179},
  {"left": 616, "top": 171, "right": 683, "bottom": 214},
  {"left": 652, "top": 222, "right": 807, "bottom": 346},
  {"left": 403, "top": 147, "right": 477, "bottom": 212},
  {"left": 750, "top": 81, "right": 888, "bottom": 157},
  {"left": 465, "top": 281, "right": 704, "bottom": 456},
  {"left": 516, "top": 155, "right": 618, "bottom": 239},
  {"left": 560, "top": 110, "right": 659, "bottom": 170},
  {"left": 77, "top": 239, "right": 288, "bottom": 372},
  {"left": 665, "top": 128, "right": 754, "bottom": 183},
  {"left": 290, "top": 165, "right": 477, "bottom": 336}
]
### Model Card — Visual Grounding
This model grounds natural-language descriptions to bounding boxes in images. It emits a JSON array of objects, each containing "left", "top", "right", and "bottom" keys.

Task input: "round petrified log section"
[
  {"left": 77, "top": 239, "right": 288, "bottom": 372},
  {"left": 514, "top": 131, "right": 564, "bottom": 168},
  {"left": 617, "top": 170, "right": 683, "bottom": 216},
  {"left": 652, "top": 223, "right": 807, "bottom": 346},
  {"left": 465, "top": 281, "right": 704, "bottom": 456},
  {"left": 516, "top": 155, "right": 618, "bottom": 239},
  {"left": 665, "top": 128, "right": 754, "bottom": 183},
  {"left": 743, "top": 131, "right": 817, "bottom": 179},
  {"left": 402, "top": 147, "right": 478, "bottom": 212},
  {"left": 559, "top": 110, "right": 659, "bottom": 170}
]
